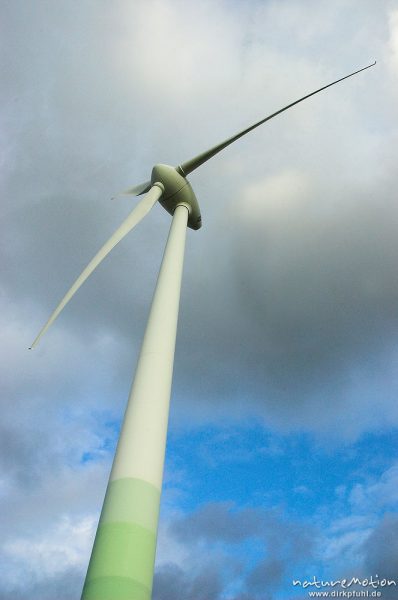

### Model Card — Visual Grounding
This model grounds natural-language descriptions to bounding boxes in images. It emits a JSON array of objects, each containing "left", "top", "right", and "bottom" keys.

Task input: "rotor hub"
[{"left": 151, "top": 164, "right": 202, "bottom": 230}]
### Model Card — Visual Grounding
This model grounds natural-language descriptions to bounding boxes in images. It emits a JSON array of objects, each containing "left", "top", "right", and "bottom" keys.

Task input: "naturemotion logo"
[{"left": 292, "top": 575, "right": 397, "bottom": 597}]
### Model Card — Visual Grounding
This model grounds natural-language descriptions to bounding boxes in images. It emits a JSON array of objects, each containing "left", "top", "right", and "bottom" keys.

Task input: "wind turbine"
[{"left": 30, "top": 61, "right": 375, "bottom": 600}]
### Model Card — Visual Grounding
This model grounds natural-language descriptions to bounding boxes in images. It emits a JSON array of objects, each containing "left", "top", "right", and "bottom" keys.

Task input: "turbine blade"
[
  {"left": 177, "top": 61, "right": 376, "bottom": 177},
  {"left": 29, "top": 184, "right": 163, "bottom": 349},
  {"left": 112, "top": 180, "right": 152, "bottom": 199}
]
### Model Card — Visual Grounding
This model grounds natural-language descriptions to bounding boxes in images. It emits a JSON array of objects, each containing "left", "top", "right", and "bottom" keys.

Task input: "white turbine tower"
[{"left": 30, "top": 62, "right": 375, "bottom": 600}]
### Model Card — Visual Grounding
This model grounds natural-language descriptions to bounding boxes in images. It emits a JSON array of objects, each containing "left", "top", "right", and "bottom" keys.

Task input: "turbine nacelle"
[{"left": 151, "top": 164, "right": 202, "bottom": 230}]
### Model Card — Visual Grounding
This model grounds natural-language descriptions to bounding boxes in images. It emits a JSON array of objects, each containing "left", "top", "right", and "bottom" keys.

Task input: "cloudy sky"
[{"left": 2, "top": 1, "right": 398, "bottom": 598}]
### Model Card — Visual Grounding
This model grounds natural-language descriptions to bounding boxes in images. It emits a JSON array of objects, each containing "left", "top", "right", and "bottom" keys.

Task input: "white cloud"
[
  {"left": 3, "top": 515, "right": 95, "bottom": 582},
  {"left": 388, "top": 9, "right": 398, "bottom": 72},
  {"left": 349, "top": 464, "right": 398, "bottom": 513},
  {"left": 315, "top": 461, "right": 398, "bottom": 580}
]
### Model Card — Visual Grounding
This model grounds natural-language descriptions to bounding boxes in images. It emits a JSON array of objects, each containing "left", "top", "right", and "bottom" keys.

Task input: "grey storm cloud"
[
  {"left": 153, "top": 563, "right": 224, "bottom": 600},
  {"left": 172, "top": 501, "right": 264, "bottom": 543},
  {"left": 247, "top": 557, "right": 286, "bottom": 591},
  {"left": 169, "top": 501, "right": 316, "bottom": 598},
  {"left": 156, "top": 485, "right": 398, "bottom": 599},
  {"left": 2, "top": 0, "right": 397, "bottom": 440},
  {"left": 362, "top": 513, "right": 398, "bottom": 584},
  {"left": 0, "top": 568, "right": 83, "bottom": 600}
]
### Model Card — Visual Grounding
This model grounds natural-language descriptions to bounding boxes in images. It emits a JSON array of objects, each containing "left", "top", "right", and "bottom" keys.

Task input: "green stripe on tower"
[
  {"left": 81, "top": 477, "right": 161, "bottom": 600},
  {"left": 101, "top": 478, "right": 161, "bottom": 529},
  {"left": 81, "top": 575, "right": 151, "bottom": 600}
]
